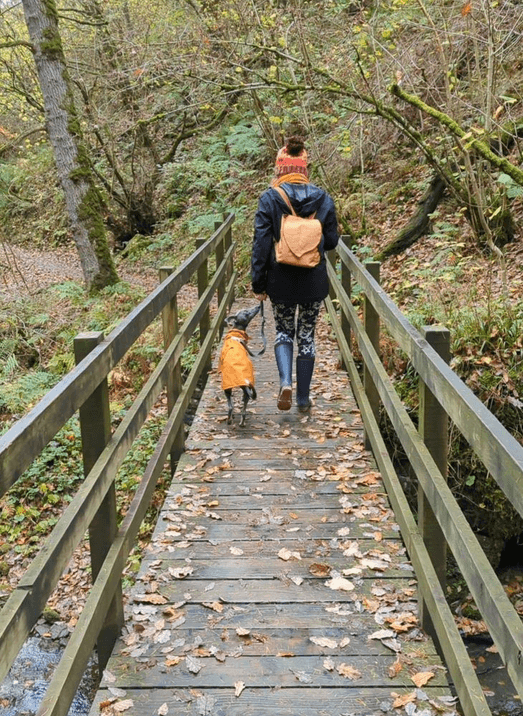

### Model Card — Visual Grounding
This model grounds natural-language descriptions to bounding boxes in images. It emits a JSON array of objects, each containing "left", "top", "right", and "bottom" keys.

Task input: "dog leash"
[{"left": 246, "top": 301, "right": 266, "bottom": 357}]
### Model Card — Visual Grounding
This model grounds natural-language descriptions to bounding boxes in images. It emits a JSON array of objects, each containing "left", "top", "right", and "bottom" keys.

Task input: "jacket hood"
[{"left": 273, "top": 183, "right": 325, "bottom": 215}]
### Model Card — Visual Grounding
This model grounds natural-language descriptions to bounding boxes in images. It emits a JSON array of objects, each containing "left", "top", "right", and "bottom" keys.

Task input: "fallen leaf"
[
  {"left": 234, "top": 681, "right": 245, "bottom": 697},
  {"left": 369, "top": 629, "right": 396, "bottom": 641},
  {"left": 277, "top": 651, "right": 295, "bottom": 657},
  {"left": 309, "top": 563, "right": 331, "bottom": 577},
  {"left": 165, "top": 656, "right": 182, "bottom": 667},
  {"left": 202, "top": 601, "right": 224, "bottom": 613},
  {"left": 388, "top": 658, "right": 403, "bottom": 678},
  {"left": 392, "top": 691, "right": 416, "bottom": 708},
  {"left": 278, "top": 548, "right": 301, "bottom": 561},
  {"left": 411, "top": 671, "right": 435, "bottom": 688},
  {"left": 337, "top": 663, "right": 362, "bottom": 680},
  {"left": 310, "top": 637, "right": 338, "bottom": 649},
  {"left": 230, "top": 547, "right": 244, "bottom": 555},
  {"left": 323, "top": 657, "right": 335, "bottom": 671},
  {"left": 113, "top": 700, "right": 134, "bottom": 713},
  {"left": 133, "top": 593, "right": 167, "bottom": 604},
  {"left": 158, "top": 704, "right": 169, "bottom": 715},
  {"left": 169, "top": 565, "right": 194, "bottom": 579},
  {"left": 325, "top": 576, "right": 354, "bottom": 592},
  {"left": 186, "top": 655, "right": 202, "bottom": 674},
  {"left": 236, "top": 627, "right": 250, "bottom": 636}
]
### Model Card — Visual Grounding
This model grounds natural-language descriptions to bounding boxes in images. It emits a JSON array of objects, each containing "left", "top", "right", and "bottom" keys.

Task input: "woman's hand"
[{"left": 254, "top": 292, "right": 267, "bottom": 302}]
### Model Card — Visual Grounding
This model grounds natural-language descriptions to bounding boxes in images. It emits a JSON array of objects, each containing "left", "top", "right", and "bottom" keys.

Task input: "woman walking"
[{"left": 251, "top": 136, "right": 339, "bottom": 412}]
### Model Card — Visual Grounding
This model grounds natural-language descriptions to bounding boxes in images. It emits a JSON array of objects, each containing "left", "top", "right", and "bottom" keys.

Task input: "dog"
[{"left": 218, "top": 304, "right": 262, "bottom": 427}]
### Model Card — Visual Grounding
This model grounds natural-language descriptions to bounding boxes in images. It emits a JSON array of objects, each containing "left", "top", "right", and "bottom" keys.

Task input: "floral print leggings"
[{"left": 272, "top": 301, "right": 323, "bottom": 357}]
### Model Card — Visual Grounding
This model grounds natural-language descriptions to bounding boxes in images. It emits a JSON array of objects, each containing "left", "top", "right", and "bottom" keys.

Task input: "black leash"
[{"left": 246, "top": 301, "right": 266, "bottom": 357}]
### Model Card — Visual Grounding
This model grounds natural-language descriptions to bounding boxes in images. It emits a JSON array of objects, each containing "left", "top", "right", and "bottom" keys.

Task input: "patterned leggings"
[{"left": 272, "top": 301, "right": 322, "bottom": 357}]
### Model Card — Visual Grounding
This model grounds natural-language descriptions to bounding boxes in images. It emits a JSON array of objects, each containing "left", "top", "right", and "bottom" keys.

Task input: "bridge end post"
[
  {"left": 159, "top": 267, "right": 184, "bottom": 474},
  {"left": 74, "top": 331, "right": 124, "bottom": 674},
  {"left": 418, "top": 325, "right": 450, "bottom": 642},
  {"left": 196, "top": 238, "right": 212, "bottom": 376},
  {"left": 363, "top": 261, "right": 381, "bottom": 450}
]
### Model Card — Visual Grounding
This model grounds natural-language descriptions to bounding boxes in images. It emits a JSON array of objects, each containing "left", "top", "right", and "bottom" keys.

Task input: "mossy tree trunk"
[{"left": 21, "top": 0, "right": 118, "bottom": 291}]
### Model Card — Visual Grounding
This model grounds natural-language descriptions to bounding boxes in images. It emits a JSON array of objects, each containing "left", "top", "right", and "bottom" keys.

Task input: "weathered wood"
[
  {"left": 102, "top": 654, "right": 448, "bottom": 688},
  {"left": 196, "top": 237, "right": 211, "bottom": 377},
  {"left": 91, "top": 686, "right": 452, "bottom": 716},
  {"left": 0, "top": 214, "right": 235, "bottom": 493},
  {"left": 341, "top": 238, "right": 352, "bottom": 362},
  {"left": 0, "top": 241, "right": 235, "bottom": 690},
  {"left": 363, "top": 261, "right": 380, "bottom": 450},
  {"left": 74, "top": 332, "right": 123, "bottom": 673},
  {"left": 159, "top": 266, "right": 184, "bottom": 474},
  {"left": 35, "top": 274, "right": 237, "bottom": 716},
  {"left": 326, "top": 282, "right": 523, "bottom": 699},
  {"left": 138, "top": 578, "right": 415, "bottom": 606},
  {"left": 325, "top": 294, "right": 492, "bottom": 716},
  {"left": 418, "top": 326, "right": 450, "bottom": 640},
  {"left": 336, "top": 240, "right": 523, "bottom": 516}
]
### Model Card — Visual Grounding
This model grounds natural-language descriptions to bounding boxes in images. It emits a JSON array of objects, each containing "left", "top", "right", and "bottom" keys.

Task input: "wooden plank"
[
  {"left": 132, "top": 578, "right": 417, "bottom": 605},
  {"left": 146, "top": 522, "right": 402, "bottom": 548},
  {"left": 140, "top": 537, "right": 404, "bottom": 560},
  {"left": 128, "top": 557, "right": 411, "bottom": 581},
  {"left": 111, "top": 624, "right": 434, "bottom": 658},
  {"left": 90, "top": 686, "right": 454, "bottom": 716},
  {"left": 100, "top": 654, "right": 448, "bottom": 688}
]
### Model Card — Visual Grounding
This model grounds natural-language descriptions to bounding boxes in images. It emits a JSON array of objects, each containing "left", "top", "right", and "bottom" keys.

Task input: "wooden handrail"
[
  {"left": 325, "top": 294, "right": 492, "bottom": 716},
  {"left": 0, "top": 214, "right": 234, "bottom": 494},
  {"left": 0, "top": 215, "right": 235, "bottom": 709},
  {"left": 327, "top": 240, "right": 523, "bottom": 715},
  {"left": 336, "top": 241, "right": 523, "bottom": 514}
]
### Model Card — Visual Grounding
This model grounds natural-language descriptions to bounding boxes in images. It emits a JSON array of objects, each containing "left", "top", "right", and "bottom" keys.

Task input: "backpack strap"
[{"left": 274, "top": 186, "right": 316, "bottom": 219}]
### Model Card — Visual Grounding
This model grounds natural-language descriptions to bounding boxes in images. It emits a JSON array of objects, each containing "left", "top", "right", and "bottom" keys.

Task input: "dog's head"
[{"left": 225, "top": 304, "right": 261, "bottom": 331}]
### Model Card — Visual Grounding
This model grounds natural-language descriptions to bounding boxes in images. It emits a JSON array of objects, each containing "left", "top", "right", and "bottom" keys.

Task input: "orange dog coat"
[{"left": 219, "top": 329, "right": 255, "bottom": 391}]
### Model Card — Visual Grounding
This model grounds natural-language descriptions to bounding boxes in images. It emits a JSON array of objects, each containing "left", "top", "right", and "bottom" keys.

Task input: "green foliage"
[{"left": 0, "top": 370, "right": 58, "bottom": 414}]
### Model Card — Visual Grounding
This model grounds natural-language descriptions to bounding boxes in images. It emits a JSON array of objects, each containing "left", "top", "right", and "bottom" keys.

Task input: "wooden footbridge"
[{"left": 1, "top": 215, "right": 523, "bottom": 716}]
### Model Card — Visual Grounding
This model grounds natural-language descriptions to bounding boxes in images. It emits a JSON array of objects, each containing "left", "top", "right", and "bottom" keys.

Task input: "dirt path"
[{"left": 0, "top": 243, "right": 159, "bottom": 299}]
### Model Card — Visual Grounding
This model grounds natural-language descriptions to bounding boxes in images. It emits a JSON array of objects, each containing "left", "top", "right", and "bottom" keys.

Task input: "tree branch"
[{"left": 389, "top": 83, "right": 523, "bottom": 187}]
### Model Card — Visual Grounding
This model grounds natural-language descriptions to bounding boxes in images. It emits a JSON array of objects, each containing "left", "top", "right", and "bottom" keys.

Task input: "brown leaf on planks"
[{"left": 411, "top": 671, "right": 435, "bottom": 688}]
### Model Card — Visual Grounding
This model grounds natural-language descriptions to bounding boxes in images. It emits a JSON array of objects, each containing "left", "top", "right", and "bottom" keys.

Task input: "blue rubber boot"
[
  {"left": 296, "top": 356, "right": 315, "bottom": 412},
  {"left": 274, "top": 342, "right": 293, "bottom": 410}
]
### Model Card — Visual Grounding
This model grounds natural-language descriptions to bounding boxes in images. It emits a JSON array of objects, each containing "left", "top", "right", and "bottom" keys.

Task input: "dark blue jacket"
[{"left": 251, "top": 182, "right": 339, "bottom": 305}]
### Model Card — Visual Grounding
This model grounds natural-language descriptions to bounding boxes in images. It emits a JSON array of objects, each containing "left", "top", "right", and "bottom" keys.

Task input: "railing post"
[
  {"left": 74, "top": 332, "right": 123, "bottom": 674},
  {"left": 224, "top": 214, "right": 234, "bottom": 308},
  {"left": 418, "top": 326, "right": 450, "bottom": 640},
  {"left": 328, "top": 250, "right": 337, "bottom": 301},
  {"left": 363, "top": 261, "right": 380, "bottom": 450},
  {"left": 159, "top": 267, "right": 184, "bottom": 473},
  {"left": 340, "top": 244, "right": 352, "bottom": 360},
  {"left": 196, "top": 237, "right": 212, "bottom": 375},
  {"left": 214, "top": 220, "right": 227, "bottom": 336}
]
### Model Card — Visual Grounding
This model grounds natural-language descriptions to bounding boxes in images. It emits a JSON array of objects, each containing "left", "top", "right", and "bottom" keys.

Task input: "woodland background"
[{"left": 0, "top": 0, "right": 522, "bottom": 613}]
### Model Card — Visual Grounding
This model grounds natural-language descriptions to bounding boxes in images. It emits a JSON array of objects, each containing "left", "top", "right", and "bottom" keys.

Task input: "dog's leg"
[
  {"left": 225, "top": 389, "right": 234, "bottom": 424},
  {"left": 239, "top": 387, "right": 249, "bottom": 427}
]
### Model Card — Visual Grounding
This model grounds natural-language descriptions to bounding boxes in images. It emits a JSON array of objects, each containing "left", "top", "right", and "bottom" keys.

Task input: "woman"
[{"left": 251, "top": 136, "right": 339, "bottom": 412}]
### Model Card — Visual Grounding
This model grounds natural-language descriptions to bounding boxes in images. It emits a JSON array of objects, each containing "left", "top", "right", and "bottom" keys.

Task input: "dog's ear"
[{"left": 224, "top": 315, "right": 235, "bottom": 327}]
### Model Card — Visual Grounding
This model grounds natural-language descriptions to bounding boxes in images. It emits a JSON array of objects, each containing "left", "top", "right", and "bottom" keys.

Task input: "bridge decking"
[{"left": 90, "top": 304, "right": 455, "bottom": 716}]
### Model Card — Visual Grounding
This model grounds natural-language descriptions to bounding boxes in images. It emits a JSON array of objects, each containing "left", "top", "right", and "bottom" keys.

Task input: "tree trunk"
[
  {"left": 21, "top": 0, "right": 118, "bottom": 291},
  {"left": 374, "top": 174, "right": 446, "bottom": 262}
]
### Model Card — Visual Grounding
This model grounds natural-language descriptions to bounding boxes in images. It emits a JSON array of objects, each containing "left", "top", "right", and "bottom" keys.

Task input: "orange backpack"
[{"left": 274, "top": 186, "right": 322, "bottom": 268}]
